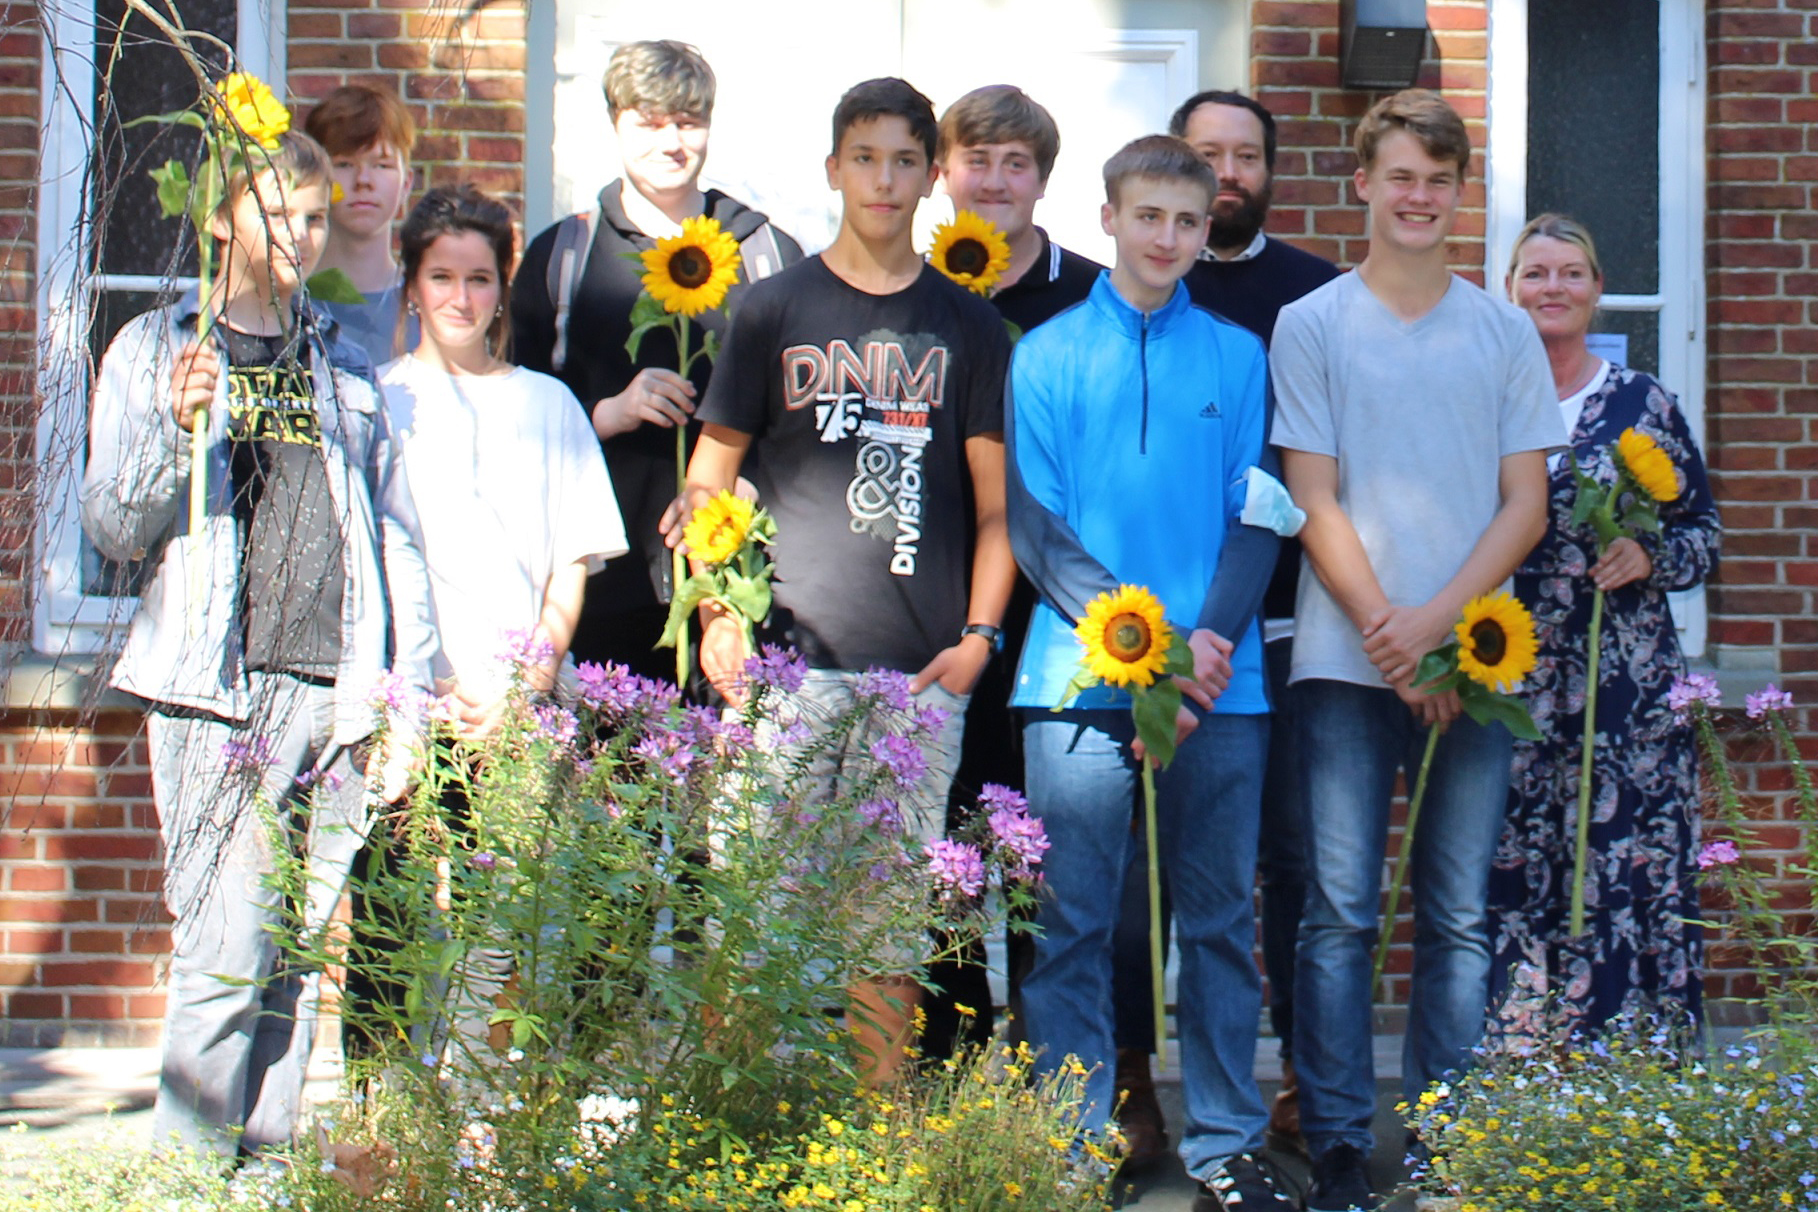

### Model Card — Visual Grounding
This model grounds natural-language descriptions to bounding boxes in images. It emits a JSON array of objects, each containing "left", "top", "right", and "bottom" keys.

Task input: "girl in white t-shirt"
[
  {"left": 347, "top": 185, "right": 626, "bottom": 1060},
  {"left": 380, "top": 185, "right": 627, "bottom": 733}
]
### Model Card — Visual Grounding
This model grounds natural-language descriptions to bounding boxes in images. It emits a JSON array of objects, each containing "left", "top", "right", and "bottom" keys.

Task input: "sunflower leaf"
[
  {"left": 656, "top": 573, "right": 718, "bottom": 649},
  {"left": 124, "top": 108, "right": 210, "bottom": 132},
  {"left": 719, "top": 572, "right": 772, "bottom": 624},
  {"left": 1162, "top": 631, "right": 1195, "bottom": 680},
  {"left": 148, "top": 159, "right": 192, "bottom": 220},
  {"left": 700, "top": 327, "right": 722, "bottom": 366},
  {"left": 1131, "top": 681, "right": 1185, "bottom": 769},
  {"left": 624, "top": 316, "right": 671, "bottom": 361},
  {"left": 1458, "top": 686, "right": 1541, "bottom": 741},
  {"left": 306, "top": 267, "right": 367, "bottom": 304},
  {"left": 1414, "top": 644, "right": 1459, "bottom": 689}
]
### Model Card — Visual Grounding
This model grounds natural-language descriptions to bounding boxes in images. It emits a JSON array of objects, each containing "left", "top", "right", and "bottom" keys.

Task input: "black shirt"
[
  {"left": 222, "top": 326, "right": 346, "bottom": 679},
  {"left": 1185, "top": 236, "right": 1342, "bottom": 622},
  {"left": 699, "top": 257, "right": 1011, "bottom": 673},
  {"left": 991, "top": 228, "right": 1104, "bottom": 336},
  {"left": 509, "top": 183, "right": 803, "bottom": 648}
]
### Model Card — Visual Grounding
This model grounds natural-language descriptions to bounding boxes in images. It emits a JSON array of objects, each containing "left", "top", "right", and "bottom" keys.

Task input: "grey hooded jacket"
[{"left": 79, "top": 291, "right": 436, "bottom": 745}]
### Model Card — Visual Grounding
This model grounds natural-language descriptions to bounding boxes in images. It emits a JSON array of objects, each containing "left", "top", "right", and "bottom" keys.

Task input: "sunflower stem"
[
  {"left": 673, "top": 317, "right": 691, "bottom": 693},
  {"left": 1372, "top": 721, "right": 1440, "bottom": 1004},
  {"left": 186, "top": 233, "right": 215, "bottom": 639},
  {"left": 1569, "top": 584, "right": 1606, "bottom": 937},
  {"left": 1142, "top": 758, "right": 1165, "bottom": 1075}
]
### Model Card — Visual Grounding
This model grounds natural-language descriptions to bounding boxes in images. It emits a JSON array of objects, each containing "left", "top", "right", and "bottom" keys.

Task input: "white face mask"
[{"left": 1240, "top": 467, "right": 1307, "bottom": 537}]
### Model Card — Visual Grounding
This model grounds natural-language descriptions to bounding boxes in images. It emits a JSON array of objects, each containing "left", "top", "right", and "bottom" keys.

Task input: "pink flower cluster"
[
  {"left": 1666, "top": 673, "right": 1722, "bottom": 721},
  {"left": 1745, "top": 682, "right": 1795, "bottom": 721},
  {"left": 1697, "top": 839, "right": 1740, "bottom": 870}
]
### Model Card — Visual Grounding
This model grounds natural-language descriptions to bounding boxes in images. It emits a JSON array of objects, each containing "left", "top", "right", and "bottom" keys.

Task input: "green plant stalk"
[
  {"left": 673, "top": 318, "right": 691, "bottom": 692},
  {"left": 1765, "top": 710, "right": 1818, "bottom": 918},
  {"left": 1142, "top": 758, "right": 1165, "bottom": 1075},
  {"left": 1569, "top": 584, "right": 1607, "bottom": 937},
  {"left": 1690, "top": 704, "right": 1785, "bottom": 1011},
  {"left": 1372, "top": 722, "right": 1440, "bottom": 1003},
  {"left": 186, "top": 236, "right": 215, "bottom": 636}
]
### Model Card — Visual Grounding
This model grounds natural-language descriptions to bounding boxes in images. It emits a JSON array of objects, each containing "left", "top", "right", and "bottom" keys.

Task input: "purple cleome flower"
[
  {"left": 368, "top": 669, "right": 434, "bottom": 724},
  {"left": 905, "top": 704, "right": 950, "bottom": 739},
  {"left": 499, "top": 626, "right": 556, "bottom": 672},
  {"left": 858, "top": 798, "right": 903, "bottom": 834},
  {"left": 870, "top": 733, "right": 927, "bottom": 788},
  {"left": 469, "top": 851, "right": 497, "bottom": 871},
  {"left": 925, "top": 838, "right": 987, "bottom": 899},
  {"left": 987, "top": 799, "right": 1050, "bottom": 879},
  {"left": 1697, "top": 839, "right": 1740, "bottom": 870},
  {"left": 744, "top": 644, "right": 807, "bottom": 695},
  {"left": 632, "top": 732, "right": 698, "bottom": 785},
  {"left": 1745, "top": 682, "right": 1795, "bottom": 720},
  {"left": 221, "top": 734, "right": 273, "bottom": 775},
  {"left": 530, "top": 702, "right": 579, "bottom": 749},
  {"left": 1666, "top": 672, "right": 1722, "bottom": 721},
  {"left": 856, "top": 667, "right": 914, "bottom": 712}
]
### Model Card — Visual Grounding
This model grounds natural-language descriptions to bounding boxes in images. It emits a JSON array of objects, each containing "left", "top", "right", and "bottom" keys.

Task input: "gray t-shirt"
[
  {"left": 1270, "top": 271, "right": 1564, "bottom": 688},
  {"left": 322, "top": 277, "right": 417, "bottom": 369}
]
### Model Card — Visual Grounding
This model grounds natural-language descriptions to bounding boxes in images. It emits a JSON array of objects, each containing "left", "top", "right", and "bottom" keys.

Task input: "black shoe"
[
  {"left": 1193, "top": 1152, "right": 1296, "bottom": 1210},
  {"left": 1304, "top": 1141, "right": 1378, "bottom": 1211}
]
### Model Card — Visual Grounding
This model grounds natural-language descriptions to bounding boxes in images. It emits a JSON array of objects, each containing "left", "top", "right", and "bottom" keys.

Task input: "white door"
[{"left": 541, "top": 0, "right": 1245, "bottom": 262}]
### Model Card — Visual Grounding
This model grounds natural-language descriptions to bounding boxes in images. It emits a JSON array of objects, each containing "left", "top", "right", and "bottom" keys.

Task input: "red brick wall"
[{"left": 0, "top": 2, "right": 39, "bottom": 647}]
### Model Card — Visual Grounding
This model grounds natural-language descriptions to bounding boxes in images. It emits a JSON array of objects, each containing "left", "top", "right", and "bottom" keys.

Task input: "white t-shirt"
[
  {"left": 1270, "top": 272, "right": 1566, "bottom": 688},
  {"left": 1548, "top": 358, "right": 1609, "bottom": 472},
  {"left": 381, "top": 354, "right": 628, "bottom": 703}
]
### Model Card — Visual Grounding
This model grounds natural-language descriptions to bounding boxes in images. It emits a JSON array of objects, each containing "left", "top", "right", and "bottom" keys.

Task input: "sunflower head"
[
  {"left": 1075, "top": 586, "right": 1172, "bottom": 689},
  {"left": 928, "top": 211, "right": 1012, "bottom": 296},
  {"left": 682, "top": 491, "right": 756, "bottom": 566},
  {"left": 1453, "top": 591, "right": 1539, "bottom": 693},
  {"left": 641, "top": 216, "right": 742, "bottom": 317},
  {"left": 213, "top": 73, "right": 290, "bottom": 151},
  {"left": 1615, "top": 427, "right": 1680, "bottom": 503}
]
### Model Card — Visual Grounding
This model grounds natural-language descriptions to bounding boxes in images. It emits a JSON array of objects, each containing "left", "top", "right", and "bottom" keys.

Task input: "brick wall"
[
  {"left": 1702, "top": 0, "right": 1818, "bottom": 1003},
  {"left": 0, "top": 3, "right": 39, "bottom": 648}
]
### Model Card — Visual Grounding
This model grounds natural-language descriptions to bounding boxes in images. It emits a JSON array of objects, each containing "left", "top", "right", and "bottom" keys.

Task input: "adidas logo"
[{"left": 1199, "top": 400, "right": 1221, "bottom": 418}]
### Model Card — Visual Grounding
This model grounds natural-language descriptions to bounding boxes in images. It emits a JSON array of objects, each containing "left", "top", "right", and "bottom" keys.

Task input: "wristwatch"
[{"left": 960, "top": 623, "right": 1004, "bottom": 652}]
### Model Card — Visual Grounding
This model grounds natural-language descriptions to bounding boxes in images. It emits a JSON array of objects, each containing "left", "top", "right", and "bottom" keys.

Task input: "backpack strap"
[
  {"left": 739, "top": 223, "right": 786, "bottom": 283},
  {"left": 545, "top": 208, "right": 598, "bottom": 374}
]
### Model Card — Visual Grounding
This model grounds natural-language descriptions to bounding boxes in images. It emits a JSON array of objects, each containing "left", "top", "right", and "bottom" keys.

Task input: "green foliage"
[{"left": 305, "top": 268, "right": 367, "bottom": 305}]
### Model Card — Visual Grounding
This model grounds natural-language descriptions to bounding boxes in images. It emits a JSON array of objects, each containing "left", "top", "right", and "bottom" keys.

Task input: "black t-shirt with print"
[
  {"left": 699, "top": 257, "right": 1010, "bottom": 674},
  {"left": 221, "top": 326, "right": 347, "bottom": 679}
]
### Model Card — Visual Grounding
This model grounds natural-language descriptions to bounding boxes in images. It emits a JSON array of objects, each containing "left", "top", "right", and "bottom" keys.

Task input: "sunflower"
[
  {"left": 641, "top": 216, "right": 742, "bottom": 317},
  {"left": 1453, "top": 591, "right": 1539, "bottom": 693},
  {"left": 1075, "top": 585, "right": 1172, "bottom": 689},
  {"left": 1615, "top": 427, "right": 1680, "bottom": 503},
  {"left": 928, "top": 210, "right": 1012, "bottom": 296},
  {"left": 682, "top": 490, "right": 755, "bottom": 565},
  {"left": 213, "top": 73, "right": 290, "bottom": 150}
]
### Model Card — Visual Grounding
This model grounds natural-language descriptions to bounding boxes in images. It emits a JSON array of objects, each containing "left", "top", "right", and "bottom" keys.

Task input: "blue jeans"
[
  {"left": 1291, "top": 679, "right": 1513, "bottom": 1153},
  {"left": 1022, "top": 709, "right": 1269, "bottom": 1178}
]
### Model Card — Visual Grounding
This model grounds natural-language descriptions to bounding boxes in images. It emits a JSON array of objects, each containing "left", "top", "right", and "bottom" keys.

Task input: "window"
[
  {"left": 34, "top": 0, "right": 285, "bottom": 655},
  {"left": 1487, "top": 0, "right": 1708, "bottom": 653}
]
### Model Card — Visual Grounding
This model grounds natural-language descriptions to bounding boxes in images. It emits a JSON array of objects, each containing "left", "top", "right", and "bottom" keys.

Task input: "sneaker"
[
  {"left": 1304, "top": 1141, "right": 1379, "bottom": 1211},
  {"left": 1193, "top": 1152, "right": 1296, "bottom": 1210}
]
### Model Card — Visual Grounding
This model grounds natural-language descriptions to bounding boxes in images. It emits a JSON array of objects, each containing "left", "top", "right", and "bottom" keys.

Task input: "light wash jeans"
[
  {"left": 1290, "top": 678, "right": 1513, "bottom": 1154},
  {"left": 1021, "top": 708, "right": 1270, "bottom": 1180},
  {"left": 148, "top": 673, "right": 368, "bottom": 1158}
]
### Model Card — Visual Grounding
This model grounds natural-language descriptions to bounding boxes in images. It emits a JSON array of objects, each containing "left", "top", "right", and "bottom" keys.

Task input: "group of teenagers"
[{"left": 81, "top": 36, "right": 1721, "bottom": 1212}]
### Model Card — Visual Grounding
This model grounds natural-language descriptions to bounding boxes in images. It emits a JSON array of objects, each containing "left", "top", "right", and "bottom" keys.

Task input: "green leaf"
[
  {"left": 1161, "top": 631, "right": 1195, "bottom": 679},
  {"left": 1131, "top": 680, "right": 1184, "bottom": 769},
  {"left": 1051, "top": 667, "right": 1097, "bottom": 711},
  {"left": 656, "top": 573, "right": 716, "bottom": 648},
  {"left": 720, "top": 575, "right": 772, "bottom": 624},
  {"left": 1004, "top": 318, "right": 1024, "bottom": 345},
  {"left": 700, "top": 326, "right": 722, "bottom": 366},
  {"left": 1458, "top": 685, "right": 1542, "bottom": 741},
  {"left": 624, "top": 317, "right": 669, "bottom": 361},
  {"left": 148, "top": 159, "right": 192, "bottom": 220},
  {"left": 1414, "top": 643, "right": 1459, "bottom": 690},
  {"left": 630, "top": 290, "right": 668, "bottom": 325},
  {"left": 305, "top": 267, "right": 367, "bottom": 304},
  {"left": 1618, "top": 501, "right": 1662, "bottom": 534},
  {"left": 124, "top": 108, "right": 209, "bottom": 132}
]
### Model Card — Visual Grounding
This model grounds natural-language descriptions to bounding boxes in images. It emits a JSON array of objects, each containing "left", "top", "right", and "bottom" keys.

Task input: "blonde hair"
[
  {"left": 213, "top": 130, "right": 333, "bottom": 226},
  {"left": 1506, "top": 212, "right": 1604, "bottom": 298},
  {"left": 603, "top": 40, "right": 715, "bottom": 122},
  {"left": 1354, "top": 88, "right": 1471, "bottom": 174}
]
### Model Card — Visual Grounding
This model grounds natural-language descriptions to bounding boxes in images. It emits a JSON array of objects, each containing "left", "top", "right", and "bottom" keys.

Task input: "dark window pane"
[
  {"left": 91, "top": 0, "right": 237, "bottom": 278},
  {"left": 1588, "top": 311, "right": 1659, "bottom": 381},
  {"left": 82, "top": 287, "right": 179, "bottom": 596},
  {"left": 1527, "top": 3, "right": 1658, "bottom": 294}
]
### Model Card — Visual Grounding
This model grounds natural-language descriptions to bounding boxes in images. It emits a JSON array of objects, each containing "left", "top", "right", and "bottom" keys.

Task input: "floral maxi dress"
[{"left": 1488, "top": 363, "right": 1722, "bottom": 1034}]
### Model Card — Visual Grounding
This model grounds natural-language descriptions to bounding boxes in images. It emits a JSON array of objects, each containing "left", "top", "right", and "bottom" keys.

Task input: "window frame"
[
  {"left": 33, "top": 0, "right": 287, "bottom": 656},
  {"left": 1486, "top": 0, "right": 1709, "bottom": 656}
]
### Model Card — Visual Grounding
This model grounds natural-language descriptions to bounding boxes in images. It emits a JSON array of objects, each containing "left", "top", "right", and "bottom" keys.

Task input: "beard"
[{"left": 1207, "top": 180, "right": 1273, "bottom": 251}]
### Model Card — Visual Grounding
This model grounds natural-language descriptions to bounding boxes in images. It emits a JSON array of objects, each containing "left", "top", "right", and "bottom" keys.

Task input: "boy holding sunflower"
[
  {"left": 81, "top": 122, "right": 435, "bottom": 1157},
  {"left": 510, "top": 40, "right": 801, "bottom": 684},
  {"left": 1269, "top": 90, "right": 1561, "bottom": 1211},
  {"left": 1006, "top": 134, "right": 1292, "bottom": 1210},
  {"left": 673, "top": 77, "right": 1014, "bottom": 1082}
]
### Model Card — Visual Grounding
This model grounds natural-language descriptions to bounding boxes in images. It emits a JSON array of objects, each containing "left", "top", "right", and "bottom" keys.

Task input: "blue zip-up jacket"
[{"left": 1007, "top": 272, "right": 1275, "bottom": 712}]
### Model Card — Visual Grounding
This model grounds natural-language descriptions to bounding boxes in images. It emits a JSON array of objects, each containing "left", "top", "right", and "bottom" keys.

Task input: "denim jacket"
[{"left": 79, "top": 291, "right": 436, "bottom": 744}]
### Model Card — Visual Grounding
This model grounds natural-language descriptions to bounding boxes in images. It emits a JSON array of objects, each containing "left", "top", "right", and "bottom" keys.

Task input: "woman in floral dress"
[{"left": 1488, "top": 214, "right": 1722, "bottom": 1033}]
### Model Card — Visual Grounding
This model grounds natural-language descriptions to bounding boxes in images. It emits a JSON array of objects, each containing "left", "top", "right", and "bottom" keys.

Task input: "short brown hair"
[
  {"left": 936, "top": 85, "right": 1061, "bottom": 181},
  {"left": 215, "top": 130, "right": 333, "bottom": 226},
  {"left": 400, "top": 185, "right": 517, "bottom": 357},
  {"left": 302, "top": 84, "right": 416, "bottom": 158},
  {"left": 1102, "top": 134, "right": 1217, "bottom": 208},
  {"left": 1353, "top": 88, "right": 1470, "bottom": 174},
  {"left": 603, "top": 40, "right": 715, "bottom": 122}
]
